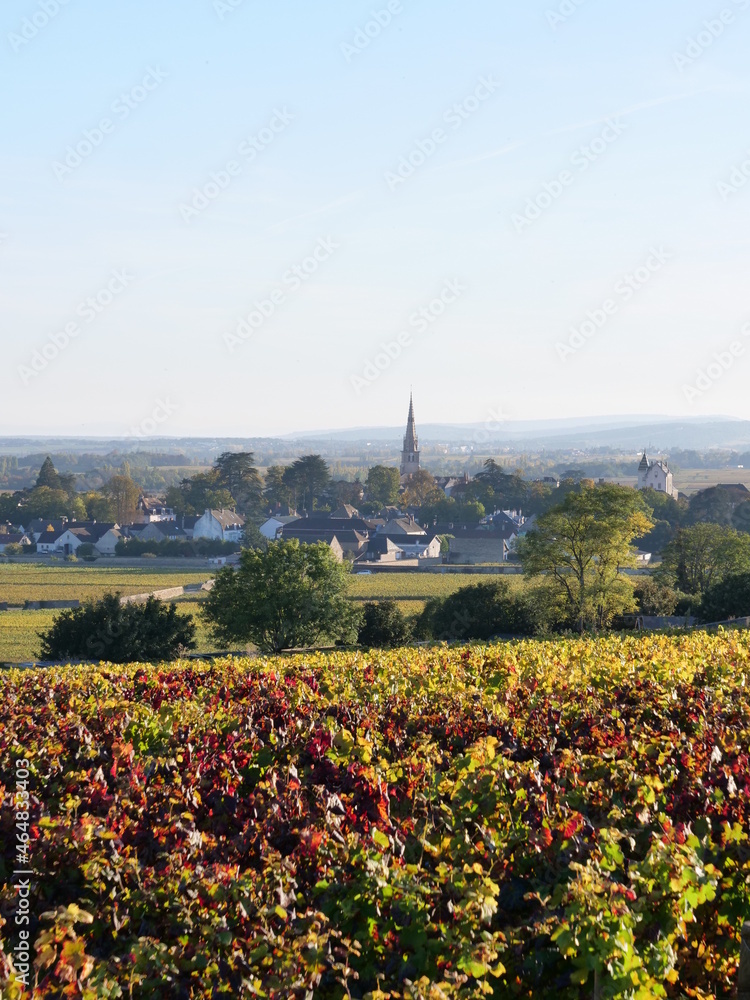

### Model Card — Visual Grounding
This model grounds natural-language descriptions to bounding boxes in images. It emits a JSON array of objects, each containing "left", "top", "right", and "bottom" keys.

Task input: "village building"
[
  {"left": 637, "top": 453, "right": 679, "bottom": 498},
  {"left": 259, "top": 513, "right": 302, "bottom": 541},
  {"left": 192, "top": 509, "right": 246, "bottom": 543},
  {"left": 134, "top": 496, "right": 175, "bottom": 523},
  {"left": 133, "top": 521, "right": 188, "bottom": 543},
  {"left": 0, "top": 532, "right": 31, "bottom": 553}
]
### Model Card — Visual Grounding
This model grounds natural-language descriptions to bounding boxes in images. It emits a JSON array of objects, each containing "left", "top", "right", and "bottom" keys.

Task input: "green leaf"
[{"left": 372, "top": 828, "right": 390, "bottom": 850}]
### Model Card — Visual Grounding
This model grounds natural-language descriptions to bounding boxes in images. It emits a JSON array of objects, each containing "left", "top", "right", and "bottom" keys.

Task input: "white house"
[
  {"left": 37, "top": 528, "right": 68, "bottom": 554},
  {"left": 638, "top": 453, "right": 678, "bottom": 498},
  {"left": 36, "top": 523, "right": 120, "bottom": 556},
  {"left": 93, "top": 527, "right": 122, "bottom": 556},
  {"left": 0, "top": 533, "right": 31, "bottom": 553},
  {"left": 135, "top": 496, "right": 175, "bottom": 522},
  {"left": 193, "top": 509, "right": 246, "bottom": 543},
  {"left": 25, "top": 518, "right": 68, "bottom": 542},
  {"left": 259, "top": 514, "right": 301, "bottom": 541},
  {"left": 53, "top": 527, "right": 91, "bottom": 556}
]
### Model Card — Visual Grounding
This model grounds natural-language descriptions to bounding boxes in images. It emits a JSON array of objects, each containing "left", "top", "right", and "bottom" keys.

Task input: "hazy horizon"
[{"left": 4, "top": 0, "right": 750, "bottom": 436}]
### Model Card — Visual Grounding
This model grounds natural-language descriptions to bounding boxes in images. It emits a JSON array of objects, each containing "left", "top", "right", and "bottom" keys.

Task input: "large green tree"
[
  {"left": 264, "top": 466, "right": 295, "bottom": 509},
  {"left": 202, "top": 539, "right": 360, "bottom": 652},
  {"left": 365, "top": 466, "right": 401, "bottom": 506},
  {"left": 401, "top": 469, "right": 442, "bottom": 508},
  {"left": 518, "top": 484, "right": 654, "bottom": 632},
  {"left": 700, "top": 572, "right": 750, "bottom": 622},
  {"left": 166, "top": 472, "right": 235, "bottom": 517},
  {"left": 416, "top": 580, "right": 535, "bottom": 640},
  {"left": 283, "top": 455, "right": 331, "bottom": 513},
  {"left": 657, "top": 523, "right": 750, "bottom": 596},
  {"left": 82, "top": 491, "right": 116, "bottom": 522},
  {"left": 213, "top": 452, "right": 262, "bottom": 515},
  {"left": 357, "top": 601, "right": 413, "bottom": 648}
]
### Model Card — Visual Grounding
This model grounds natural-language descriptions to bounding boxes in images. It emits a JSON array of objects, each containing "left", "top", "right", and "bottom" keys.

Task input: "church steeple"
[{"left": 400, "top": 392, "right": 420, "bottom": 479}]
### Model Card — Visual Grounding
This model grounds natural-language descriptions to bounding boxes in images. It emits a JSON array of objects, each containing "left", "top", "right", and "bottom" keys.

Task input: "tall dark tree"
[
  {"left": 284, "top": 455, "right": 331, "bottom": 513},
  {"left": 474, "top": 460, "right": 528, "bottom": 511},
  {"left": 166, "top": 472, "right": 235, "bottom": 517},
  {"left": 214, "top": 452, "right": 262, "bottom": 515},
  {"left": 264, "top": 466, "right": 295, "bottom": 509},
  {"left": 35, "top": 456, "right": 61, "bottom": 490}
]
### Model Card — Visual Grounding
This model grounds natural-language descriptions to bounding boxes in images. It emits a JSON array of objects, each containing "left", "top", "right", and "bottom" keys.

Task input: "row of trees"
[
  {"left": 38, "top": 486, "right": 750, "bottom": 662},
  {"left": 0, "top": 456, "right": 143, "bottom": 525}
]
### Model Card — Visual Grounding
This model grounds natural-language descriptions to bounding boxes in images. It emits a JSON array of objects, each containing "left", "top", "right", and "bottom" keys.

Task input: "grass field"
[
  {"left": 346, "top": 571, "right": 524, "bottom": 601},
  {"left": 0, "top": 565, "right": 529, "bottom": 663},
  {"left": 0, "top": 608, "right": 221, "bottom": 664},
  {"left": 0, "top": 564, "right": 213, "bottom": 604}
]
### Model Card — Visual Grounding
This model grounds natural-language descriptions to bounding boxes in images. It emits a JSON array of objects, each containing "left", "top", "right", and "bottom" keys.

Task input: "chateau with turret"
[
  {"left": 400, "top": 393, "right": 420, "bottom": 481},
  {"left": 637, "top": 452, "right": 678, "bottom": 499}
]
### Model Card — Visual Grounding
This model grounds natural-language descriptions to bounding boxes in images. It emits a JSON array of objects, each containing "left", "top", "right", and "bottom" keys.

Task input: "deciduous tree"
[
  {"left": 202, "top": 539, "right": 360, "bottom": 652},
  {"left": 365, "top": 466, "right": 401, "bottom": 506},
  {"left": 657, "top": 523, "right": 750, "bottom": 595},
  {"left": 103, "top": 473, "right": 140, "bottom": 524},
  {"left": 519, "top": 484, "right": 653, "bottom": 632}
]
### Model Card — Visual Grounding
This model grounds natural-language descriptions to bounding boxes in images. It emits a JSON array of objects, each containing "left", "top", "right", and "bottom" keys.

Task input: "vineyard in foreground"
[{"left": 1, "top": 634, "right": 749, "bottom": 998}]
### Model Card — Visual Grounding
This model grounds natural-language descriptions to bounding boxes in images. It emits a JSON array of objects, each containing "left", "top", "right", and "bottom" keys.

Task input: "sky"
[{"left": 2, "top": 0, "right": 750, "bottom": 438}]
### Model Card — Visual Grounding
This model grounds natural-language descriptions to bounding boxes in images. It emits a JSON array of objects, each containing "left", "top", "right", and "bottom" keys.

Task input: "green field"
[
  {"left": 0, "top": 608, "right": 220, "bottom": 664},
  {"left": 346, "top": 571, "right": 524, "bottom": 601},
  {"left": 0, "top": 564, "right": 527, "bottom": 664},
  {"left": 0, "top": 564, "right": 213, "bottom": 604}
]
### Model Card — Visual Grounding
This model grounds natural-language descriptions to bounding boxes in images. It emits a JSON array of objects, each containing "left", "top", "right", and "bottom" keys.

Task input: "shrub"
[
  {"left": 357, "top": 601, "right": 412, "bottom": 648},
  {"left": 700, "top": 572, "right": 750, "bottom": 623},
  {"left": 414, "top": 581, "right": 537, "bottom": 641},
  {"left": 38, "top": 593, "right": 196, "bottom": 663},
  {"left": 633, "top": 578, "right": 685, "bottom": 616},
  {"left": 76, "top": 543, "right": 98, "bottom": 562},
  {"left": 2, "top": 543, "right": 24, "bottom": 557},
  {"left": 116, "top": 538, "right": 240, "bottom": 558}
]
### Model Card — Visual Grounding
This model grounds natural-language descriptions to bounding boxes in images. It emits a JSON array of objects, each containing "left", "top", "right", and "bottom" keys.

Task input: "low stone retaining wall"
[
  {"left": 23, "top": 600, "right": 80, "bottom": 610},
  {"left": 120, "top": 587, "right": 186, "bottom": 606}
]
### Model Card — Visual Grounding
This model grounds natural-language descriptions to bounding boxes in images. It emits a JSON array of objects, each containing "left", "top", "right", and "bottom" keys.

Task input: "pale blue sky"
[{"left": 2, "top": 0, "right": 750, "bottom": 437}]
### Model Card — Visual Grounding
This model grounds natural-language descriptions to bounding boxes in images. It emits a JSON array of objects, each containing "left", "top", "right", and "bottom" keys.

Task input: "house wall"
[
  {"left": 448, "top": 537, "right": 507, "bottom": 565},
  {"left": 260, "top": 519, "right": 282, "bottom": 540},
  {"left": 193, "top": 514, "right": 223, "bottom": 541},
  {"left": 55, "top": 531, "right": 85, "bottom": 555},
  {"left": 95, "top": 531, "right": 120, "bottom": 556}
]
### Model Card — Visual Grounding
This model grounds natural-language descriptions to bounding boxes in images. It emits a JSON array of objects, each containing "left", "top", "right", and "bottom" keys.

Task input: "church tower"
[{"left": 400, "top": 393, "right": 420, "bottom": 479}]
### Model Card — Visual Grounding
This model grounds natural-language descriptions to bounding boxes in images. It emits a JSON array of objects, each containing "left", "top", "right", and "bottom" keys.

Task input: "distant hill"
[
  {"left": 2, "top": 417, "right": 750, "bottom": 455},
  {"left": 286, "top": 417, "right": 750, "bottom": 451}
]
